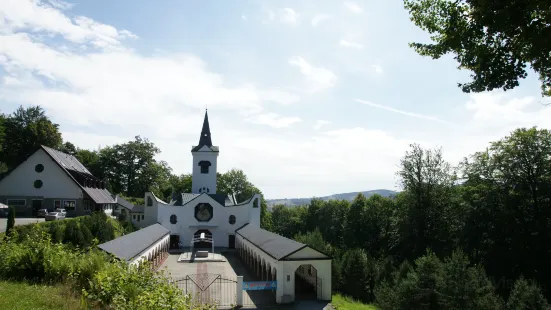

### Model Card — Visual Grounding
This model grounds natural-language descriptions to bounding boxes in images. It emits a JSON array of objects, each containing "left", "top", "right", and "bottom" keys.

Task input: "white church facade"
[
  {"left": 99, "top": 111, "right": 332, "bottom": 305},
  {"left": 142, "top": 111, "right": 261, "bottom": 250}
]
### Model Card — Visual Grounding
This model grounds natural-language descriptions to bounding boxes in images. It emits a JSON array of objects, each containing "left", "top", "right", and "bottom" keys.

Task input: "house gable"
[{"left": 0, "top": 148, "right": 81, "bottom": 198}]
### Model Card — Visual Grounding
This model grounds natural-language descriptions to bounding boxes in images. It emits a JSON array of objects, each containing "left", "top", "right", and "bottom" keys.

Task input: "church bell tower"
[{"left": 191, "top": 110, "right": 219, "bottom": 194}]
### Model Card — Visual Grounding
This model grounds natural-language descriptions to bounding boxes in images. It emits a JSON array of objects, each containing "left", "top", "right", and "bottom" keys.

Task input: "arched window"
[
  {"left": 147, "top": 196, "right": 153, "bottom": 206},
  {"left": 253, "top": 198, "right": 259, "bottom": 208},
  {"left": 229, "top": 215, "right": 236, "bottom": 225},
  {"left": 198, "top": 161, "right": 211, "bottom": 174},
  {"left": 170, "top": 214, "right": 177, "bottom": 224}
]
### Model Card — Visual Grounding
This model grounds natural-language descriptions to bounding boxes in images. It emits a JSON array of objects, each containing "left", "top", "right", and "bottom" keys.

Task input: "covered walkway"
[{"left": 235, "top": 224, "right": 332, "bottom": 304}]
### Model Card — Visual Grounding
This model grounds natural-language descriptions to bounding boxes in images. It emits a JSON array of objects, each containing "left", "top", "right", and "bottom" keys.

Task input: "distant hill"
[{"left": 266, "top": 189, "right": 399, "bottom": 208}]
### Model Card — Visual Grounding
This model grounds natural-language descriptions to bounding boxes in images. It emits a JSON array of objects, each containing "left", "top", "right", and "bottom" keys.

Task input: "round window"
[
  {"left": 170, "top": 214, "right": 177, "bottom": 224},
  {"left": 35, "top": 164, "right": 44, "bottom": 173},
  {"left": 34, "top": 180, "right": 43, "bottom": 188},
  {"left": 229, "top": 215, "right": 236, "bottom": 225}
]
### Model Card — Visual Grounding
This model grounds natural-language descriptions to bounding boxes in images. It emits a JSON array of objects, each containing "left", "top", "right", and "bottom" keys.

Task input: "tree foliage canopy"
[{"left": 404, "top": 0, "right": 551, "bottom": 97}]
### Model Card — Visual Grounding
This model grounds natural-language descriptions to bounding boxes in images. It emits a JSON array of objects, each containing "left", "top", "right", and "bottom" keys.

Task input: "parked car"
[
  {"left": 37, "top": 209, "right": 48, "bottom": 217},
  {"left": 45, "top": 210, "right": 66, "bottom": 221}
]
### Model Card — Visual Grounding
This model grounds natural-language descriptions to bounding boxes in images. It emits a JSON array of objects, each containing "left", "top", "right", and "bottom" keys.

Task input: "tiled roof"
[
  {"left": 98, "top": 224, "right": 169, "bottom": 261},
  {"left": 236, "top": 224, "right": 307, "bottom": 260},
  {"left": 132, "top": 205, "right": 144, "bottom": 213}
]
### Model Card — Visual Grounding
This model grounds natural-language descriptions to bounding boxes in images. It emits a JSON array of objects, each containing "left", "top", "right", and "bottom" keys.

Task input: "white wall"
[
  {"left": 191, "top": 147, "right": 218, "bottom": 194},
  {"left": 156, "top": 193, "right": 261, "bottom": 248},
  {"left": 0, "top": 149, "right": 82, "bottom": 198},
  {"left": 130, "top": 234, "right": 170, "bottom": 267},
  {"left": 236, "top": 235, "right": 332, "bottom": 303}
]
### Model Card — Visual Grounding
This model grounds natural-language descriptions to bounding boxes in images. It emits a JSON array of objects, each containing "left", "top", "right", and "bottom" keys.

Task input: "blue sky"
[{"left": 0, "top": 0, "right": 549, "bottom": 199}]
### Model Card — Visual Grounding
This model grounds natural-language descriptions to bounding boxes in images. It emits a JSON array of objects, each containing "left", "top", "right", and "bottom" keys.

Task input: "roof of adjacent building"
[
  {"left": 98, "top": 224, "right": 169, "bottom": 261},
  {"left": 169, "top": 192, "right": 248, "bottom": 207},
  {"left": 114, "top": 195, "right": 144, "bottom": 213},
  {"left": 235, "top": 224, "right": 307, "bottom": 260},
  {"left": 42, "top": 145, "right": 92, "bottom": 175},
  {"left": 41, "top": 145, "right": 115, "bottom": 204}
]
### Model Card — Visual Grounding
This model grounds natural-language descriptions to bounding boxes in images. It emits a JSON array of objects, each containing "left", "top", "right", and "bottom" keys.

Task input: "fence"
[{"left": 170, "top": 273, "right": 237, "bottom": 307}]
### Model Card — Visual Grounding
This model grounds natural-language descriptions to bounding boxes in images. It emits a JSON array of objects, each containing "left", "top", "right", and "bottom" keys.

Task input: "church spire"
[{"left": 198, "top": 110, "right": 212, "bottom": 147}]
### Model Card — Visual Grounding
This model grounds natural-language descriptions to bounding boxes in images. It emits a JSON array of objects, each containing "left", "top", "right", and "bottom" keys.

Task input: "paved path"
[{"left": 0, "top": 218, "right": 44, "bottom": 232}]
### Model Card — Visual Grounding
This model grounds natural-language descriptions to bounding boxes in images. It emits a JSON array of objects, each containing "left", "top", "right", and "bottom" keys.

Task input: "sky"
[{"left": 0, "top": 0, "right": 550, "bottom": 199}]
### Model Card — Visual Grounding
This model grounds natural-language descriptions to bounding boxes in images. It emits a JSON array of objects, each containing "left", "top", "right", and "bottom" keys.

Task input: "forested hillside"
[
  {"left": 266, "top": 189, "right": 398, "bottom": 207},
  {"left": 269, "top": 127, "right": 551, "bottom": 309}
]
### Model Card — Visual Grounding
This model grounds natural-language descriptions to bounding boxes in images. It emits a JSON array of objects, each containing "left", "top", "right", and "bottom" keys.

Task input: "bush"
[
  {"left": 11, "top": 212, "right": 129, "bottom": 248},
  {"left": 0, "top": 226, "right": 196, "bottom": 309}
]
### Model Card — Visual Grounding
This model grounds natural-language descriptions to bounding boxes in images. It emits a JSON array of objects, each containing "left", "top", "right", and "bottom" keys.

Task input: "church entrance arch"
[
  {"left": 193, "top": 229, "right": 212, "bottom": 249},
  {"left": 294, "top": 264, "right": 321, "bottom": 301}
]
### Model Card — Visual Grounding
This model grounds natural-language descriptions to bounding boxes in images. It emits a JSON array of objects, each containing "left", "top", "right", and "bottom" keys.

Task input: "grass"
[
  {"left": 331, "top": 294, "right": 379, "bottom": 310},
  {"left": 0, "top": 281, "right": 89, "bottom": 310}
]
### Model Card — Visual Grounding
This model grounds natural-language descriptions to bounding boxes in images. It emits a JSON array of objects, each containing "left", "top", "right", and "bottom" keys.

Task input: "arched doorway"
[
  {"left": 193, "top": 229, "right": 212, "bottom": 249},
  {"left": 294, "top": 264, "right": 319, "bottom": 300}
]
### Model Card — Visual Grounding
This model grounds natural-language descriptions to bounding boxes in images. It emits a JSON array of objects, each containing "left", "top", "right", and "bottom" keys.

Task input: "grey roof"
[
  {"left": 41, "top": 145, "right": 115, "bottom": 204},
  {"left": 42, "top": 146, "right": 92, "bottom": 175},
  {"left": 98, "top": 224, "right": 169, "bottom": 261},
  {"left": 208, "top": 194, "right": 227, "bottom": 206},
  {"left": 132, "top": 205, "right": 144, "bottom": 213},
  {"left": 236, "top": 224, "right": 307, "bottom": 260},
  {"left": 114, "top": 195, "right": 134, "bottom": 210},
  {"left": 83, "top": 187, "right": 115, "bottom": 204}
]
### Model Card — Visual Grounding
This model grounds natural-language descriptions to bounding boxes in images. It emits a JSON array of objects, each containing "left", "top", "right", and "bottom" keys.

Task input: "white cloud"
[
  {"left": 339, "top": 39, "right": 363, "bottom": 49},
  {"left": 245, "top": 113, "right": 302, "bottom": 128},
  {"left": 266, "top": 8, "right": 299, "bottom": 25},
  {"left": 372, "top": 64, "right": 383, "bottom": 73},
  {"left": 0, "top": 0, "right": 136, "bottom": 49},
  {"left": 356, "top": 99, "right": 453, "bottom": 124},
  {"left": 313, "top": 120, "right": 332, "bottom": 130},
  {"left": 311, "top": 14, "right": 331, "bottom": 27},
  {"left": 288, "top": 56, "right": 337, "bottom": 92},
  {"left": 344, "top": 2, "right": 363, "bottom": 14}
]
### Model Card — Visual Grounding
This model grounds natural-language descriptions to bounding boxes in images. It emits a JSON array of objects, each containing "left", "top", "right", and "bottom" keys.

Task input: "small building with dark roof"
[
  {"left": 0, "top": 145, "right": 115, "bottom": 217},
  {"left": 235, "top": 224, "right": 332, "bottom": 303},
  {"left": 98, "top": 223, "right": 170, "bottom": 267}
]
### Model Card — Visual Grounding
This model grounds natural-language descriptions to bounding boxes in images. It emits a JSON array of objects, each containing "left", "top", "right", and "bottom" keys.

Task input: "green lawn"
[
  {"left": 0, "top": 281, "right": 88, "bottom": 310},
  {"left": 331, "top": 294, "right": 379, "bottom": 310}
]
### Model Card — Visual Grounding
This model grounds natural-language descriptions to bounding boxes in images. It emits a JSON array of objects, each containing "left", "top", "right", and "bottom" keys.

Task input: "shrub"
[
  {"left": 5, "top": 206, "right": 15, "bottom": 236},
  {"left": 0, "top": 226, "right": 195, "bottom": 309}
]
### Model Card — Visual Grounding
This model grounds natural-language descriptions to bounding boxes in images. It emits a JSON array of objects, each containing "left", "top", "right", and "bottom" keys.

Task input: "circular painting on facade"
[{"left": 195, "top": 203, "right": 213, "bottom": 222}]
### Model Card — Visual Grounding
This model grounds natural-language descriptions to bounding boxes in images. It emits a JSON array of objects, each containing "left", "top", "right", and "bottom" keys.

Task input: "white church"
[
  {"left": 98, "top": 111, "right": 333, "bottom": 305},
  {"left": 141, "top": 111, "right": 262, "bottom": 250}
]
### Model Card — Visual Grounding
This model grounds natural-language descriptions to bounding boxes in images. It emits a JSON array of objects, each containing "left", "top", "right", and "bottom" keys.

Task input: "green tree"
[
  {"left": 5, "top": 206, "right": 15, "bottom": 236},
  {"left": 58, "top": 141, "right": 77, "bottom": 156},
  {"left": 75, "top": 148, "right": 102, "bottom": 177},
  {"left": 460, "top": 127, "right": 551, "bottom": 296},
  {"left": 507, "top": 277, "right": 551, "bottom": 310},
  {"left": 392, "top": 144, "right": 458, "bottom": 259},
  {"left": 98, "top": 136, "right": 167, "bottom": 197},
  {"left": 345, "top": 193, "right": 368, "bottom": 249},
  {"left": 1, "top": 106, "right": 62, "bottom": 170},
  {"left": 0, "top": 112, "right": 6, "bottom": 174},
  {"left": 404, "top": 0, "right": 551, "bottom": 98}
]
